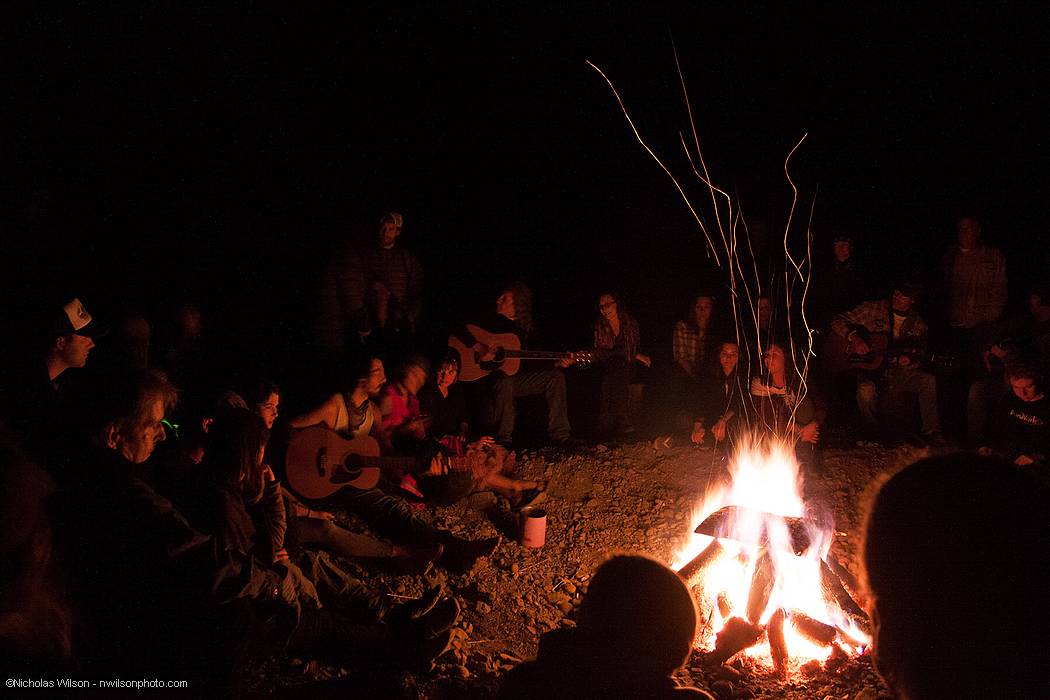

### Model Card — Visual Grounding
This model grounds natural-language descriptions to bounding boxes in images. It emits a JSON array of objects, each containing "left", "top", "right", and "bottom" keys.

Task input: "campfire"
[{"left": 672, "top": 435, "right": 871, "bottom": 677}]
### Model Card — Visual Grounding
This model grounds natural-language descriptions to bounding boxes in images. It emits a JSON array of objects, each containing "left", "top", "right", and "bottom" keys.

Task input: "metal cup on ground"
[{"left": 519, "top": 506, "right": 547, "bottom": 548}]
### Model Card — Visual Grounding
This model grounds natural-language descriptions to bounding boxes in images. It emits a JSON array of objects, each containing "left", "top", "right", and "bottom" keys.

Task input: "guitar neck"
[{"left": 504, "top": 350, "right": 572, "bottom": 360}]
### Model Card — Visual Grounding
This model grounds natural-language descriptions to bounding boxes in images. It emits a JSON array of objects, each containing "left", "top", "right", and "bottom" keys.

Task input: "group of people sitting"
[{"left": 0, "top": 207, "right": 1046, "bottom": 697}]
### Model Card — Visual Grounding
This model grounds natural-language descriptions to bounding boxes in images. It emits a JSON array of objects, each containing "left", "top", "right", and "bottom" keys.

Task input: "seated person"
[
  {"left": 978, "top": 360, "right": 1048, "bottom": 468},
  {"left": 863, "top": 454, "right": 1050, "bottom": 699},
  {"left": 195, "top": 408, "right": 460, "bottom": 667},
  {"left": 672, "top": 293, "right": 717, "bottom": 426},
  {"left": 499, "top": 554, "right": 714, "bottom": 699},
  {"left": 288, "top": 356, "right": 500, "bottom": 573},
  {"left": 593, "top": 292, "right": 651, "bottom": 437},
  {"left": 692, "top": 340, "right": 742, "bottom": 447},
  {"left": 419, "top": 351, "right": 470, "bottom": 443},
  {"left": 242, "top": 376, "right": 440, "bottom": 575},
  {"left": 387, "top": 355, "right": 544, "bottom": 510},
  {"left": 451, "top": 282, "right": 571, "bottom": 447},
  {"left": 830, "top": 281, "right": 942, "bottom": 444},
  {"left": 968, "top": 282, "right": 1050, "bottom": 443},
  {"left": 378, "top": 355, "right": 431, "bottom": 454},
  {"left": 750, "top": 342, "right": 824, "bottom": 471}
]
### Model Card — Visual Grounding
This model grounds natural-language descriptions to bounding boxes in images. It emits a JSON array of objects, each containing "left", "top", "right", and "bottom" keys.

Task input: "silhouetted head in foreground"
[
  {"left": 863, "top": 454, "right": 1050, "bottom": 699},
  {"left": 578, "top": 554, "right": 698, "bottom": 679}
]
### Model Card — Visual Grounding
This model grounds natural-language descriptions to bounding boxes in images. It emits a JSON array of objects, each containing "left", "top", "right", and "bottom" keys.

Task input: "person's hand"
[
  {"left": 799, "top": 421, "right": 820, "bottom": 444},
  {"left": 555, "top": 353, "right": 577, "bottom": 369},
  {"left": 407, "top": 415, "right": 430, "bottom": 439},
  {"left": 691, "top": 421, "right": 706, "bottom": 445},
  {"left": 475, "top": 343, "right": 494, "bottom": 362},
  {"left": 635, "top": 353, "right": 652, "bottom": 368},
  {"left": 1015, "top": 454, "right": 1035, "bottom": 466},
  {"left": 990, "top": 343, "right": 1007, "bottom": 360},
  {"left": 897, "top": 354, "right": 912, "bottom": 368},
  {"left": 977, "top": 446, "right": 993, "bottom": 457},
  {"left": 473, "top": 436, "right": 495, "bottom": 448},
  {"left": 712, "top": 419, "right": 728, "bottom": 443},
  {"left": 852, "top": 339, "right": 871, "bottom": 356}
]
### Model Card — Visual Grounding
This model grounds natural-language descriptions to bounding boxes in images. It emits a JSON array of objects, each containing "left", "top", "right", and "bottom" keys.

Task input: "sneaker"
[
  {"left": 385, "top": 584, "right": 444, "bottom": 627},
  {"left": 400, "top": 627, "right": 454, "bottom": 674},
  {"left": 411, "top": 597, "right": 460, "bottom": 637},
  {"left": 440, "top": 535, "right": 501, "bottom": 573}
]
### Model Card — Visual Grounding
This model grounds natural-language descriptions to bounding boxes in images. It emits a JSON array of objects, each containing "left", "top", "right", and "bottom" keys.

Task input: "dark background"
[{"left": 3, "top": 1, "right": 1048, "bottom": 392}]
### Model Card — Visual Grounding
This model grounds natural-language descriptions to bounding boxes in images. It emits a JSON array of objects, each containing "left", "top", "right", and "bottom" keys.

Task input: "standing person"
[
  {"left": 452, "top": 282, "right": 572, "bottom": 447},
  {"left": 940, "top": 212, "right": 1007, "bottom": 367},
  {"left": 593, "top": 292, "right": 650, "bottom": 437},
  {"left": 814, "top": 232, "right": 872, "bottom": 331},
  {"left": 314, "top": 211, "right": 424, "bottom": 362},
  {"left": 0, "top": 297, "right": 100, "bottom": 464}
]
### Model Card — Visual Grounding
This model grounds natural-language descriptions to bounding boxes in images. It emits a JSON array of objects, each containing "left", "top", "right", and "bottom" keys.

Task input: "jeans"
[{"left": 489, "top": 368, "right": 570, "bottom": 442}]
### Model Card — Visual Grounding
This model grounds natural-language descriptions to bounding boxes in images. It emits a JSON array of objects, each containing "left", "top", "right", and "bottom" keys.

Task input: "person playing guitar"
[
  {"left": 829, "top": 282, "right": 945, "bottom": 444},
  {"left": 449, "top": 281, "right": 573, "bottom": 447}
]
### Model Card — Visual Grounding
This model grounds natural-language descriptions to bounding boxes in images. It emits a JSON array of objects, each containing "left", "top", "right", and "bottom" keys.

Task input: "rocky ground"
[{"left": 255, "top": 435, "right": 928, "bottom": 699}]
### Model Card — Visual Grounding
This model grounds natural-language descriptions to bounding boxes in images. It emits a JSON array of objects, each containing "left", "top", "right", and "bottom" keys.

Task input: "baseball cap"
[{"left": 50, "top": 298, "right": 106, "bottom": 338}]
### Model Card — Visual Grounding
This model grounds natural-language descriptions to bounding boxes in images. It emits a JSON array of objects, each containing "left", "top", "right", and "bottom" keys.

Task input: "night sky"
[{"left": 3, "top": 2, "right": 1048, "bottom": 380}]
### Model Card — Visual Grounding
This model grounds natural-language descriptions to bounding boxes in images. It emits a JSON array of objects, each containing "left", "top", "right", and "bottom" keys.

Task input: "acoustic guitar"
[
  {"left": 285, "top": 425, "right": 416, "bottom": 500},
  {"left": 823, "top": 327, "right": 958, "bottom": 375},
  {"left": 448, "top": 323, "right": 593, "bottom": 382}
]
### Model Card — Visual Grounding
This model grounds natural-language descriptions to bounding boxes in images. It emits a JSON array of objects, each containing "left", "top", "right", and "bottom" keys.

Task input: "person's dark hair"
[
  {"left": 505, "top": 282, "right": 533, "bottom": 335},
  {"left": 685, "top": 292, "right": 716, "bottom": 332},
  {"left": 577, "top": 554, "right": 697, "bottom": 678},
  {"left": 862, "top": 455, "right": 1050, "bottom": 699},
  {"left": 82, "top": 369, "right": 178, "bottom": 443},
  {"left": 345, "top": 354, "right": 383, "bottom": 392},
  {"left": 205, "top": 409, "right": 270, "bottom": 504},
  {"left": 241, "top": 378, "right": 281, "bottom": 408},
  {"left": 1005, "top": 359, "right": 1041, "bottom": 383},
  {"left": 436, "top": 349, "right": 460, "bottom": 374}
]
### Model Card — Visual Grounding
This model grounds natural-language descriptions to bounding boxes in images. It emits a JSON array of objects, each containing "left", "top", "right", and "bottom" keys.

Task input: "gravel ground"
[{"left": 254, "top": 436, "right": 927, "bottom": 699}]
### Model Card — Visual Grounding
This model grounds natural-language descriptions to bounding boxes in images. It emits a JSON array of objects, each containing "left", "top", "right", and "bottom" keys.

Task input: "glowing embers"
[{"left": 672, "top": 435, "right": 870, "bottom": 677}]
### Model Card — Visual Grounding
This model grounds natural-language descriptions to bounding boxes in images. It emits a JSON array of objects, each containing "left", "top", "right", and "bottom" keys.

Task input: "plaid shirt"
[
  {"left": 831, "top": 299, "right": 928, "bottom": 353},
  {"left": 594, "top": 312, "right": 640, "bottom": 362},
  {"left": 673, "top": 321, "right": 709, "bottom": 375}
]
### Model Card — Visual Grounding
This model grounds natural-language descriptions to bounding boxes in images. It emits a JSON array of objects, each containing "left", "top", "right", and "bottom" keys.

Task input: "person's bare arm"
[{"left": 288, "top": 394, "right": 341, "bottom": 430}]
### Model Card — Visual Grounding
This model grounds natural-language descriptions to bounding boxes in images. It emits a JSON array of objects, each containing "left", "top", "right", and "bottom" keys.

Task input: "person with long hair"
[
  {"left": 451, "top": 281, "right": 572, "bottom": 447},
  {"left": 593, "top": 292, "right": 651, "bottom": 437},
  {"left": 198, "top": 409, "right": 461, "bottom": 672},
  {"left": 691, "top": 340, "right": 743, "bottom": 447},
  {"left": 750, "top": 342, "right": 825, "bottom": 473}
]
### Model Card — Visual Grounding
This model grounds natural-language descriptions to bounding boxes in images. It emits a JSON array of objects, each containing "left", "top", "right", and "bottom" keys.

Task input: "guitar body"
[
  {"left": 449, "top": 325, "right": 522, "bottom": 382},
  {"left": 823, "top": 330, "right": 891, "bottom": 373},
  {"left": 285, "top": 425, "right": 382, "bottom": 500}
]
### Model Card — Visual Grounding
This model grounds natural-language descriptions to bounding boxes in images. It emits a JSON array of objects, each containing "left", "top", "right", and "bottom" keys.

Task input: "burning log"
[
  {"left": 716, "top": 591, "right": 732, "bottom": 619},
  {"left": 694, "top": 505, "right": 812, "bottom": 554},
  {"left": 711, "top": 616, "right": 764, "bottom": 665},
  {"left": 745, "top": 549, "right": 774, "bottom": 625},
  {"left": 789, "top": 611, "right": 837, "bottom": 647},
  {"left": 825, "top": 551, "right": 859, "bottom": 592},
  {"left": 819, "top": 559, "right": 872, "bottom": 637},
  {"left": 767, "top": 608, "right": 789, "bottom": 679},
  {"left": 676, "top": 540, "right": 727, "bottom": 588}
]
